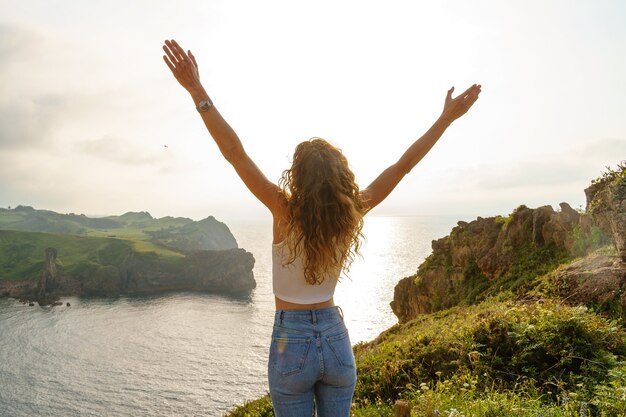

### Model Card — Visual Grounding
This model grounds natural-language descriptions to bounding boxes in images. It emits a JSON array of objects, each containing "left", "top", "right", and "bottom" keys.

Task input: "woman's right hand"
[
  {"left": 440, "top": 84, "right": 482, "bottom": 124},
  {"left": 163, "top": 39, "right": 202, "bottom": 93}
]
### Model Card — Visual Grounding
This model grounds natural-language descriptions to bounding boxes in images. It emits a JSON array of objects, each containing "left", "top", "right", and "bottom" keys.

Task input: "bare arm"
[
  {"left": 162, "top": 39, "right": 283, "bottom": 214},
  {"left": 361, "top": 84, "right": 481, "bottom": 211}
]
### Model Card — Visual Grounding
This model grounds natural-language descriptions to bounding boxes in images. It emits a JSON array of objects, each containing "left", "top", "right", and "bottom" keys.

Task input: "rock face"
[
  {"left": 4, "top": 247, "right": 255, "bottom": 304},
  {"left": 38, "top": 248, "right": 58, "bottom": 295},
  {"left": 391, "top": 166, "right": 626, "bottom": 323},
  {"left": 544, "top": 252, "right": 626, "bottom": 313},
  {"left": 585, "top": 167, "right": 626, "bottom": 261},
  {"left": 118, "top": 248, "right": 255, "bottom": 295},
  {"left": 390, "top": 203, "right": 595, "bottom": 322},
  {"left": 0, "top": 280, "right": 36, "bottom": 298}
]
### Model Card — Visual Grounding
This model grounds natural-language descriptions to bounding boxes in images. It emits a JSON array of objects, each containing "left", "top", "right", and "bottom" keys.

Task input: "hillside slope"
[
  {"left": 227, "top": 165, "right": 626, "bottom": 416},
  {"left": 0, "top": 206, "right": 238, "bottom": 252}
]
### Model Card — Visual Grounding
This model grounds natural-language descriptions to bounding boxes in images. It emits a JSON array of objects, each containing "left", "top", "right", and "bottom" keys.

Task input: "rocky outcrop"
[
  {"left": 585, "top": 165, "right": 626, "bottom": 261},
  {"left": 538, "top": 251, "right": 625, "bottom": 314},
  {"left": 9, "top": 247, "right": 255, "bottom": 304},
  {"left": 390, "top": 203, "right": 598, "bottom": 322},
  {"left": 38, "top": 248, "right": 58, "bottom": 295},
  {"left": 0, "top": 280, "right": 37, "bottom": 298},
  {"left": 391, "top": 165, "right": 626, "bottom": 323},
  {"left": 118, "top": 248, "right": 255, "bottom": 295}
]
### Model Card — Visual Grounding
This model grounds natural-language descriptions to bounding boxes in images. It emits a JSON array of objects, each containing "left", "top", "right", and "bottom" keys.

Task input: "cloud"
[
  {"left": 473, "top": 138, "right": 626, "bottom": 190},
  {"left": 0, "top": 94, "right": 72, "bottom": 148},
  {"left": 0, "top": 22, "right": 43, "bottom": 71},
  {"left": 0, "top": 24, "right": 60, "bottom": 148},
  {"left": 580, "top": 138, "right": 626, "bottom": 161},
  {"left": 76, "top": 135, "right": 166, "bottom": 166}
]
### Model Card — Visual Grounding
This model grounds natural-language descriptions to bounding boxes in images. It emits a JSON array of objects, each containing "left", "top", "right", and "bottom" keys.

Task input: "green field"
[
  {"left": 0, "top": 206, "right": 240, "bottom": 283},
  {"left": 0, "top": 229, "right": 183, "bottom": 281},
  {"left": 0, "top": 206, "right": 237, "bottom": 257}
]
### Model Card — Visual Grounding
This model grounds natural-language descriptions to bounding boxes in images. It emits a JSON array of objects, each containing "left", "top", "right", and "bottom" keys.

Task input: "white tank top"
[{"left": 272, "top": 242, "right": 340, "bottom": 304}]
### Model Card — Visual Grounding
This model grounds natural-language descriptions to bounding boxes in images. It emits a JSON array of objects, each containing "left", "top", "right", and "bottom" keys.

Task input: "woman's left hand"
[{"left": 163, "top": 39, "right": 202, "bottom": 93}]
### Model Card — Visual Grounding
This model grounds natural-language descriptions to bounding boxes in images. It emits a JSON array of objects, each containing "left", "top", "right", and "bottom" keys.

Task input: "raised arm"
[
  {"left": 360, "top": 84, "right": 481, "bottom": 211},
  {"left": 162, "top": 39, "right": 283, "bottom": 214}
]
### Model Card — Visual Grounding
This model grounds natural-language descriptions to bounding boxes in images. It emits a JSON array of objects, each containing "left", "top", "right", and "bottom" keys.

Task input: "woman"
[{"left": 162, "top": 39, "right": 480, "bottom": 416}]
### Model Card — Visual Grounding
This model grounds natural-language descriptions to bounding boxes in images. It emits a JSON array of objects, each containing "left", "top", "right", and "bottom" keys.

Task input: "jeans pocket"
[
  {"left": 326, "top": 329, "right": 355, "bottom": 368},
  {"left": 270, "top": 336, "right": 311, "bottom": 376}
]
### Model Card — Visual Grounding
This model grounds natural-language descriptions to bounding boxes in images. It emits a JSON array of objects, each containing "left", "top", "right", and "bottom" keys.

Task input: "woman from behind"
[{"left": 162, "top": 39, "right": 480, "bottom": 416}]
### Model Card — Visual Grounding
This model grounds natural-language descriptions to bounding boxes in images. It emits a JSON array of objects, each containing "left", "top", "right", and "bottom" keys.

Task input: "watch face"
[{"left": 198, "top": 99, "right": 212, "bottom": 112}]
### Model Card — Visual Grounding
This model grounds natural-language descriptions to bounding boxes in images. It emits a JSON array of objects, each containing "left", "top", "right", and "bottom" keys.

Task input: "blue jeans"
[{"left": 268, "top": 306, "right": 357, "bottom": 417}]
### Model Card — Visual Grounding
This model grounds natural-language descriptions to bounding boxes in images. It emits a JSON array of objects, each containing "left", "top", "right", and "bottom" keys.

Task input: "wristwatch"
[{"left": 196, "top": 98, "right": 213, "bottom": 113}]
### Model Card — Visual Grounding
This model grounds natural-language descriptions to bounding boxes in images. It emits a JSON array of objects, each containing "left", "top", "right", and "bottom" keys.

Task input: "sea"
[{"left": 0, "top": 215, "right": 461, "bottom": 417}]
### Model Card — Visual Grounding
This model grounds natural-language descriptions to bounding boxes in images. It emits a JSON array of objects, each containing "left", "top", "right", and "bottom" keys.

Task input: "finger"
[
  {"left": 446, "top": 86, "right": 454, "bottom": 101},
  {"left": 188, "top": 50, "right": 198, "bottom": 68},
  {"left": 466, "top": 92, "right": 480, "bottom": 108},
  {"left": 170, "top": 39, "right": 187, "bottom": 62},
  {"left": 165, "top": 40, "right": 184, "bottom": 63},
  {"left": 163, "top": 44, "right": 179, "bottom": 65},
  {"left": 470, "top": 91, "right": 481, "bottom": 104},
  {"left": 163, "top": 55, "right": 175, "bottom": 72},
  {"left": 458, "top": 84, "right": 477, "bottom": 100}
]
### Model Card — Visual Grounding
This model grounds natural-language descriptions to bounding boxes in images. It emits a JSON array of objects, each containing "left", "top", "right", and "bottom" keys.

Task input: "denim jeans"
[{"left": 268, "top": 306, "right": 357, "bottom": 417}]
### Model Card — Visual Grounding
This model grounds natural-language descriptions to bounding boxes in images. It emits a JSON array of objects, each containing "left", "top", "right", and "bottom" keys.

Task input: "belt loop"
[
  {"left": 279, "top": 310, "right": 284, "bottom": 325},
  {"left": 311, "top": 309, "right": 317, "bottom": 324},
  {"left": 337, "top": 306, "right": 344, "bottom": 319}
]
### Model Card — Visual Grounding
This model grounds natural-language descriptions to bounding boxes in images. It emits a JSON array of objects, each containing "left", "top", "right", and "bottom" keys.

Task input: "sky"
[{"left": 1, "top": 0, "right": 625, "bottom": 224}]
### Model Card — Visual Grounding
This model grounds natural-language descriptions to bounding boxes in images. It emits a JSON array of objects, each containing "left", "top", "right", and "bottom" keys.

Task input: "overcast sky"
[{"left": 1, "top": 0, "right": 625, "bottom": 223}]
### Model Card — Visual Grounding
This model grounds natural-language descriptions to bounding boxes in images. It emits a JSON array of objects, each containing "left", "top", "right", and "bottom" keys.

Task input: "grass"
[
  {"left": 227, "top": 297, "right": 626, "bottom": 417},
  {"left": 0, "top": 229, "right": 183, "bottom": 281}
]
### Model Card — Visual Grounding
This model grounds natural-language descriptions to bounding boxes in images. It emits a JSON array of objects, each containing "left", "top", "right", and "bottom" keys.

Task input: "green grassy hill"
[
  {"left": 0, "top": 229, "right": 183, "bottom": 282},
  {"left": 229, "top": 295, "right": 626, "bottom": 417},
  {"left": 0, "top": 206, "right": 238, "bottom": 254},
  {"left": 227, "top": 164, "right": 626, "bottom": 417}
]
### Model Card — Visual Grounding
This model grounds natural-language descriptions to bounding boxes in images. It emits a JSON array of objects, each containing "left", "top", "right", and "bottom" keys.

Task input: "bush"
[{"left": 353, "top": 299, "right": 626, "bottom": 406}]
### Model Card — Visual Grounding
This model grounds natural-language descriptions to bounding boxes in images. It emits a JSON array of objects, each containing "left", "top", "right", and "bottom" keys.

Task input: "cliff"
[
  {"left": 228, "top": 165, "right": 626, "bottom": 417},
  {"left": 585, "top": 162, "right": 626, "bottom": 261},
  {"left": 1, "top": 240, "right": 255, "bottom": 304},
  {"left": 391, "top": 165, "right": 625, "bottom": 323},
  {"left": 0, "top": 207, "right": 255, "bottom": 304}
]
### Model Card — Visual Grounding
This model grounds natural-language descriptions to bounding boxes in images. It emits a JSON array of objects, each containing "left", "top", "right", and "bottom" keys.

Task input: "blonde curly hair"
[{"left": 279, "top": 138, "right": 366, "bottom": 285}]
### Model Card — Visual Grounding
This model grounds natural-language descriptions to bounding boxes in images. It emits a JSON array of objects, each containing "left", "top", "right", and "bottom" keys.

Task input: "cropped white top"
[{"left": 272, "top": 242, "right": 340, "bottom": 304}]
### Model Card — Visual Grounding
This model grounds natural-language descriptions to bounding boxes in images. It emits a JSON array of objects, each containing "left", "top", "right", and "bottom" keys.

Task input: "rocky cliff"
[
  {"left": 391, "top": 165, "right": 626, "bottom": 323},
  {"left": 1, "top": 246, "right": 255, "bottom": 304},
  {"left": 585, "top": 162, "right": 626, "bottom": 261},
  {"left": 0, "top": 208, "right": 253, "bottom": 304}
]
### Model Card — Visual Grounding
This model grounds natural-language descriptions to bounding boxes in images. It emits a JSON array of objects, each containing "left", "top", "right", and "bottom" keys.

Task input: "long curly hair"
[{"left": 279, "top": 138, "right": 366, "bottom": 285}]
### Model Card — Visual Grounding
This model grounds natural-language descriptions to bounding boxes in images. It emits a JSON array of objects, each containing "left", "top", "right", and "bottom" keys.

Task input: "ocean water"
[{"left": 0, "top": 216, "right": 459, "bottom": 416}]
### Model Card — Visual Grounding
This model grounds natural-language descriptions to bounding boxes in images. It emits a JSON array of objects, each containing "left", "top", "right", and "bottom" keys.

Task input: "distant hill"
[
  {"left": 0, "top": 206, "right": 238, "bottom": 252},
  {"left": 0, "top": 207, "right": 254, "bottom": 302}
]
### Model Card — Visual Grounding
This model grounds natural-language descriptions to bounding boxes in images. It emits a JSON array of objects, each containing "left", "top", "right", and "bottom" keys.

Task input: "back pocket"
[
  {"left": 326, "top": 330, "right": 355, "bottom": 368},
  {"left": 270, "top": 337, "right": 311, "bottom": 376}
]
